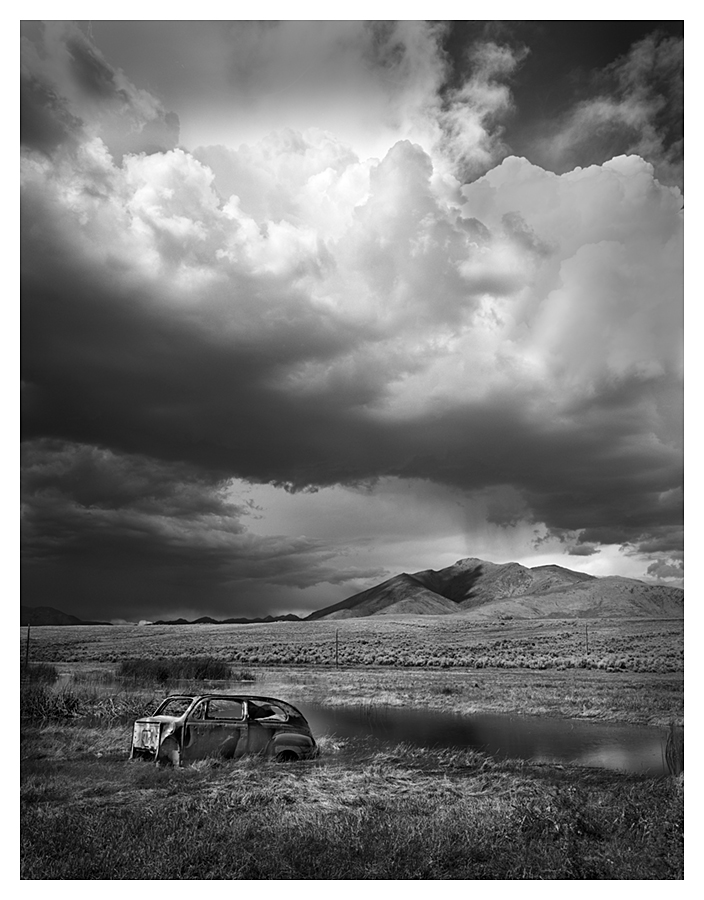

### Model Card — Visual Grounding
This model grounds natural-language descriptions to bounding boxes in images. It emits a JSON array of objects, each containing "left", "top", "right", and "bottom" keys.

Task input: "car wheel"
[{"left": 276, "top": 750, "right": 298, "bottom": 763}]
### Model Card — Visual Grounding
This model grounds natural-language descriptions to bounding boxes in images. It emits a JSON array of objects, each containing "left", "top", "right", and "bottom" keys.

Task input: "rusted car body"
[{"left": 130, "top": 694, "right": 318, "bottom": 766}]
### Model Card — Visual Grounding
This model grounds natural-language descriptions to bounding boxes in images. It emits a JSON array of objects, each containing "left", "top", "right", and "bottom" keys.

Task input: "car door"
[
  {"left": 245, "top": 700, "right": 288, "bottom": 755},
  {"left": 181, "top": 698, "right": 247, "bottom": 762}
]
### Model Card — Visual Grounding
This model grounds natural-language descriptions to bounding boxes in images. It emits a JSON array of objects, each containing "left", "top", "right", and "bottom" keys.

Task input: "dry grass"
[
  {"left": 21, "top": 735, "right": 684, "bottom": 879},
  {"left": 20, "top": 663, "right": 58, "bottom": 683},
  {"left": 21, "top": 683, "right": 161, "bottom": 726},
  {"left": 665, "top": 722, "right": 684, "bottom": 776},
  {"left": 20, "top": 641, "right": 684, "bottom": 879},
  {"left": 20, "top": 659, "right": 683, "bottom": 728},
  {"left": 253, "top": 666, "right": 683, "bottom": 727},
  {"left": 21, "top": 616, "right": 684, "bottom": 674}
]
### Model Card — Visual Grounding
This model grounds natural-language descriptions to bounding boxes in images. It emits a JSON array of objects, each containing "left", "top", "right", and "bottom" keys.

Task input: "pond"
[{"left": 300, "top": 703, "right": 677, "bottom": 776}]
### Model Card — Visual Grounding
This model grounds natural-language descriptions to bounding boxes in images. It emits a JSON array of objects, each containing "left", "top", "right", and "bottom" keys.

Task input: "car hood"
[{"left": 135, "top": 715, "right": 182, "bottom": 726}]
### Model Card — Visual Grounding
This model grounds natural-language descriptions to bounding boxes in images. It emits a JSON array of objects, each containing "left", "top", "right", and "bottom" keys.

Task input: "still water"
[{"left": 300, "top": 703, "right": 674, "bottom": 776}]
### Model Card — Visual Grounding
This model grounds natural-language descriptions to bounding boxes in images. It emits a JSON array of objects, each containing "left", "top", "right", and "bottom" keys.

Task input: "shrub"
[
  {"left": 665, "top": 722, "right": 684, "bottom": 776},
  {"left": 230, "top": 669, "right": 256, "bottom": 682},
  {"left": 21, "top": 664, "right": 59, "bottom": 684},
  {"left": 21, "top": 685, "right": 82, "bottom": 722},
  {"left": 71, "top": 669, "right": 115, "bottom": 685},
  {"left": 21, "top": 684, "right": 160, "bottom": 724},
  {"left": 117, "top": 657, "right": 231, "bottom": 683}
]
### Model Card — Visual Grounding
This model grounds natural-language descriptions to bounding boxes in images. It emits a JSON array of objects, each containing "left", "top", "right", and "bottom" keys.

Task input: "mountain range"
[
  {"left": 20, "top": 606, "right": 112, "bottom": 626},
  {"left": 19, "top": 607, "right": 302, "bottom": 627},
  {"left": 20, "top": 558, "right": 684, "bottom": 625},
  {"left": 151, "top": 614, "right": 302, "bottom": 626},
  {"left": 305, "top": 558, "right": 684, "bottom": 620}
]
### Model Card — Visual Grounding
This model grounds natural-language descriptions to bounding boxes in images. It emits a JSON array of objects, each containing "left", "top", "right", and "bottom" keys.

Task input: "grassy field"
[
  {"left": 20, "top": 619, "right": 684, "bottom": 879},
  {"left": 21, "top": 615, "right": 684, "bottom": 673},
  {"left": 21, "top": 726, "right": 684, "bottom": 879}
]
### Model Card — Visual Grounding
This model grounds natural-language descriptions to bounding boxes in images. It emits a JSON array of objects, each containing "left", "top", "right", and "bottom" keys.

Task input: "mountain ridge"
[
  {"left": 306, "top": 557, "right": 683, "bottom": 620},
  {"left": 20, "top": 605, "right": 112, "bottom": 626}
]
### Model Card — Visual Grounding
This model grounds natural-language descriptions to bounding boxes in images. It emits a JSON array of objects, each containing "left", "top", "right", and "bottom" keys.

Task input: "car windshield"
[{"left": 153, "top": 697, "right": 194, "bottom": 717}]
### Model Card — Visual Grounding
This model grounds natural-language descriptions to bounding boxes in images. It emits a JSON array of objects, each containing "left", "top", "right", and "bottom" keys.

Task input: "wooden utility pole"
[
  {"left": 335, "top": 629, "right": 339, "bottom": 669},
  {"left": 24, "top": 623, "right": 31, "bottom": 673}
]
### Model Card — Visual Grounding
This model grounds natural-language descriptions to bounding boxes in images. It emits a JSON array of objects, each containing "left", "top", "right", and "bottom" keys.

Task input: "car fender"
[
  {"left": 157, "top": 736, "right": 181, "bottom": 766},
  {"left": 270, "top": 732, "right": 314, "bottom": 754}
]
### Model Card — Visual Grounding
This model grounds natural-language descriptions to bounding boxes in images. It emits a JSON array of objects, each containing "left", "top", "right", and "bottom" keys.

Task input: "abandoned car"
[{"left": 130, "top": 694, "right": 318, "bottom": 766}]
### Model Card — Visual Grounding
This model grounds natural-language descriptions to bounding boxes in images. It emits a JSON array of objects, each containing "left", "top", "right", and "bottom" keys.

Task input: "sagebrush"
[{"left": 117, "top": 657, "right": 231, "bottom": 682}]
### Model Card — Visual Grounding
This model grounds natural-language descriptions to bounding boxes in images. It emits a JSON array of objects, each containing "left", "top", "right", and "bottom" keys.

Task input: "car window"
[
  {"left": 189, "top": 701, "right": 207, "bottom": 720},
  {"left": 206, "top": 699, "right": 244, "bottom": 720},
  {"left": 154, "top": 697, "right": 193, "bottom": 717},
  {"left": 248, "top": 702, "right": 287, "bottom": 722}
]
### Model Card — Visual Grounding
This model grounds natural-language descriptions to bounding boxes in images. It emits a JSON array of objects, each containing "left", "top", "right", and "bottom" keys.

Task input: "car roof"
[
  {"left": 161, "top": 694, "right": 305, "bottom": 712},
  {"left": 164, "top": 694, "right": 292, "bottom": 703}
]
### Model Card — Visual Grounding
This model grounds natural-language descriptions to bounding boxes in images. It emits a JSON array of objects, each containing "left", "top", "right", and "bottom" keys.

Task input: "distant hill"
[
  {"left": 151, "top": 614, "right": 303, "bottom": 625},
  {"left": 20, "top": 605, "right": 111, "bottom": 626},
  {"left": 305, "top": 574, "right": 459, "bottom": 620},
  {"left": 19, "top": 605, "right": 303, "bottom": 627},
  {"left": 307, "top": 558, "right": 684, "bottom": 620}
]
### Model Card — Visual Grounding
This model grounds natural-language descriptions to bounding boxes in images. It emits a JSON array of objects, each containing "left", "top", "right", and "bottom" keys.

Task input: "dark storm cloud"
[
  {"left": 20, "top": 22, "right": 684, "bottom": 617},
  {"left": 634, "top": 529, "right": 684, "bottom": 555},
  {"left": 21, "top": 141, "right": 682, "bottom": 551},
  {"left": 20, "top": 75, "right": 83, "bottom": 154},
  {"left": 564, "top": 544, "right": 599, "bottom": 558},
  {"left": 21, "top": 210, "right": 683, "bottom": 558},
  {"left": 523, "top": 32, "right": 684, "bottom": 188},
  {"left": 22, "top": 441, "right": 239, "bottom": 518},
  {"left": 646, "top": 559, "right": 683, "bottom": 580},
  {"left": 66, "top": 34, "right": 126, "bottom": 99},
  {"left": 21, "top": 22, "right": 179, "bottom": 159},
  {"left": 21, "top": 440, "right": 384, "bottom": 620}
]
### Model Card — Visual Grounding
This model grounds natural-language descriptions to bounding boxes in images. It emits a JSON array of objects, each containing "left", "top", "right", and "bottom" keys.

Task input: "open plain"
[{"left": 20, "top": 618, "right": 684, "bottom": 879}]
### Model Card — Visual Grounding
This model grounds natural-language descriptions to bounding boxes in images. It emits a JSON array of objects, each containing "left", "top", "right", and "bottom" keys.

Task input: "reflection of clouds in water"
[
  {"left": 575, "top": 745, "right": 663, "bottom": 775},
  {"left": 303, "top": 704, "right": 670, "bottom": 775}
]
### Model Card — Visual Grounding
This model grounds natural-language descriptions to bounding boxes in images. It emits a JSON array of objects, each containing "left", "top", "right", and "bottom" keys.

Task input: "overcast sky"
[{"left": 20, "top": 18, "right": 683, "bottom": 622}]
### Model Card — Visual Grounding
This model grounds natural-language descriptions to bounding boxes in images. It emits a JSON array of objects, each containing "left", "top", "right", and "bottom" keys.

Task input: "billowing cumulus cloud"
[{"left": 21, "top": 22, "right": 684, "bottom": 618}]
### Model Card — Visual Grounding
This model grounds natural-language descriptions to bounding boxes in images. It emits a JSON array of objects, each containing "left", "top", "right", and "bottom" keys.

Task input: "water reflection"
[{"left": 300, "top": 703, "right": 673, "bottom": 776}]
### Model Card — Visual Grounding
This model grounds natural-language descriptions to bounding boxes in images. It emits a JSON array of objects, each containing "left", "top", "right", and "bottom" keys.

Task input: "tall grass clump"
[
  {"left": 231, "top": 669, "right": 256, "bottom": 682},
  {"left": 21, "top": 663, "right": 58, "bottom": 684},
  {"left": 71, "top": 669, "right": 115, "bottom": 685},
  {"left": 665, "top": 722, "right": 684, "bottom": 776},
  {"left": 117, "top": 657, "right": 231, "bottom": 683},
  {"left": 21, "top": 684, "right": 160, "bottom": 725},
  {"left": 22, "top": 685, "right": 83, "bottom": 722}
]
